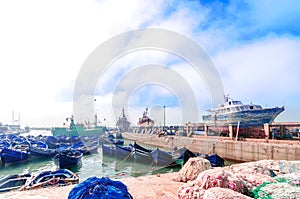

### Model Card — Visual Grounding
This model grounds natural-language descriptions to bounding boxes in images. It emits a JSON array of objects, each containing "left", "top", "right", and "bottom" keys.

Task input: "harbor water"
[{"left": 0, "top": 132, "right": 180, "bottom": 181}]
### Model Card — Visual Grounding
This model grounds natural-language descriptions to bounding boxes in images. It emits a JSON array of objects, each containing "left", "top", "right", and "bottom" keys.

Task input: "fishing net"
[
  {"left": 195, "top": 168, "right": 248, "bottom": 193},
  {"left": 225, "top": 161, "right": 276, "bottom": 191},
  {"left": 177, "top": 181, "right": 206, "bottom": 199},
  {"left": 227, "top": 161, "right": 277, "bottom": 176},
  {"left": 274, "top": 173, "right": 300, "bottom": 186},
  {"left": 278, "top": 160, "right": 300, "bottom": 173},
  {"left": 252, "top": 182, "right": 300, "bottom": 199},
  {"left": 178, "top": 168, "right": 248, "bottom": 199},
  {"left": 68, "top": 176, "right": 133, "bottom": 199},
  {"left": 175, "top": 157, "right": 211, "bottom": 182},
  {"left": 203, "top": 187, "right": 252, "bottom": 199}
]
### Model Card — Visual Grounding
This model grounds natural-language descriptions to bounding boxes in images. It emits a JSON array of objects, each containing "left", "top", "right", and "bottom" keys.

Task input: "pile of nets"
[
  {"left": 203, "top": 187, "right": 252, "bottom": 199},
  {"left": 278, "top": 160, "right": 300, "bottom": 173},
  {"left": 68, "top": 176, "right": 133, "bottom": 199},
  {"left": 225, "top": 162, "right": 276, "bottom": 191},
  {"left": 252, "top": 182, "right": 300, "bottom": 199},
  {"left": 274, "top": 173, "right": 300, "bottom": 186},
  {"left": 178, "top": 168, "right": 248, "bottom": 199},
  {"left": 175, "top": 157, "right": 211, "bottom": 182}
]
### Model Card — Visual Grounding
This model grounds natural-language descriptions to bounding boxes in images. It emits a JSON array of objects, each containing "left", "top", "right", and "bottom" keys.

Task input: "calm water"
[{"left": 0, "top": 138, "right": 180, "bottom": 182}]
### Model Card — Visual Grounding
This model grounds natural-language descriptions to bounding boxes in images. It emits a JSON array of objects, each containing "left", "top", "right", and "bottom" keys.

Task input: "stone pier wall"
[{"left": 123, "top": 133, "right": 300, "bottom": 162}]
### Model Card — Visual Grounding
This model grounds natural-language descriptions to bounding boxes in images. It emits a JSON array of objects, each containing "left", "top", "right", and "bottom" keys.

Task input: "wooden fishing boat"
[
  {"left": 205, "top": 153, "right": 224, "bottom": 167},
  {"left": 71, "top": 141, "right": 99, "bottom": 155},
  {"left": 21, "top": 169, "right": 79, "bottom": 190},
  {"left": 53, "top": 150, "right": 83, "bottom": 169},
  {"left": 172, "top": 147, "right": 197, "bottom": 166},
  {"left": 151, "top": 148, "right": 177, "bottom": 166},
  {"left": 133, "top": 142, "right": 152, "bottom": 153},
  {"left": 0, "top": 140, "right": 10, "bottom": 149},
  {"left": 29, "top": 145, "right": 57, "bottom": 158},
  {"left": 101, "top": 143, "right": 132, "bottom": 161},
  {"left": 0, "top": 173, "right": 32, "bottom": 192},
  {"left": 132, "top": 142, "right": 153, "bottom": 163},
  {"left": 101, "top": 144, "right": 116, "bottom": 156},
  {"left": 115, "top": 144, "right": 133, "bottom": 160},
  {"left": 0, "top": 148, "right": 29, "bottom": 166},
  {"left": 29, "top": 140, "right": 57, "bottom": 158}
]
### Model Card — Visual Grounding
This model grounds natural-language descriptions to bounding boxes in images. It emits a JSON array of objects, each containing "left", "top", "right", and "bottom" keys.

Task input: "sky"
[{"left": 0, "top": 0, "right": 299, "bottom": 127}]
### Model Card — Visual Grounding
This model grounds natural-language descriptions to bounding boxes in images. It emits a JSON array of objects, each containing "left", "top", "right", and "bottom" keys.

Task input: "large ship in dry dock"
[
  {"left": 202, "top": 96, "right": 285, "bottom": 128},
  {"left": 137, "top": 108, "right": 154, "bottom": 127}
]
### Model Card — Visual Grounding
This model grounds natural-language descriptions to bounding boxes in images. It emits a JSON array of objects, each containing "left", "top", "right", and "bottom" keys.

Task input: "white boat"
[{"left": 202, "top": 96, "right": 284, "bottom": 128}]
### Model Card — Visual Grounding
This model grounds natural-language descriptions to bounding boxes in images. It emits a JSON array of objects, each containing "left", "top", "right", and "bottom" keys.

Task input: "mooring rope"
[{"left": 115, "top": 152, "right": 132, "bottom": 167}]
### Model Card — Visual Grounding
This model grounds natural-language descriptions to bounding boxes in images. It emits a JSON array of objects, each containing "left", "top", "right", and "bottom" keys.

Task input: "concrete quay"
[{"left": 123, "top": 132, "right": 300, "bottom": 162}]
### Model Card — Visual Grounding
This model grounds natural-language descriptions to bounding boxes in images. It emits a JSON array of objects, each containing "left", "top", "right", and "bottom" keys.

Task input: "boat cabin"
[{"left": 210, "top": 99, "right": 263, "bottom": 115}]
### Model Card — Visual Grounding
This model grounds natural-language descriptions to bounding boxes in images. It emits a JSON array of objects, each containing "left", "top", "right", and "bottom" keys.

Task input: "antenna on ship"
[
  {"left": 122, "top": 108, "right": 126, "bottom": 118},
  {"left": 224, "top": 94, "right": 230, "bottom": 102}
]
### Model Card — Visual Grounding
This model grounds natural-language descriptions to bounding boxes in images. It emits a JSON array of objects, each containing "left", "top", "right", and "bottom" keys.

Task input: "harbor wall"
[{"left": 123, "top": 133, "right": 300, "bottom": 162}]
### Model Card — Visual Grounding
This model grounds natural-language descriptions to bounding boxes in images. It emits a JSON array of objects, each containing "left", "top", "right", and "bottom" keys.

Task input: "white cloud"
[
  {"left": 0, "top": 0, "right": 299, "bottom": 127},
  {"left": 212, "top": 36, "right": 300, "bottom": 121}
]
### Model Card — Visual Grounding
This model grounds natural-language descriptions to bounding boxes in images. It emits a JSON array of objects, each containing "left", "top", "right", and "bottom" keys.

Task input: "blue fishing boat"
[
  {"left": 0, "top": 173, "right": 32, "bottom": 192},
  {"left": 29, "top": 140, "right": 57, "bottom": 158},
  {"left": 104, "top": 137, "right": 124, "bottom": 145},
  {"left": 30, "top": 145, "right": 57, "bottom": 158},
  {"left": 71, "top": 141, "right": 99, "bottom": 155},
  {"left": 115, "top": 144, "right": 133, "bottom": 160},
  {"left": 0, "top": 148, "right": 29, "bottom": 166},
  {"left": 132, "top": 142, "right": 153, "bottom": 163},
  {"left": 21, "top": 169, "right": 79, "bottom": 190},
  {"left": 172, "top": 147, "right": 197, "bottom": 166},
  {"left": 205, "top": 154, "right": 224, "bottom": 167},
  {"left": 0, "top": 140, "right": 10, "bottom": 149},
  {"left": 151, "top": 148, "right": 176, "bottom": 166},
  {"left": 53, "top": 150, "right": 83, "bottom": 169},
  {"left": 133, "top": 142, "right": 152, "bottom": 153},
  {"left": 101, "top": 144, "right": 116, "bottom": 156},
  {"left": 202, "top": 96, "right": 285, "bottom": 128},
  {"left": 46, "top": 136, "right": 60, "bottom": 149},
  {"left": 111, "top": 139, "right": 124, "bottom": 145}
]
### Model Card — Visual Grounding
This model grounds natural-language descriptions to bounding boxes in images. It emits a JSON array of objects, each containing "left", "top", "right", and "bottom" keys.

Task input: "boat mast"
[
  {"left": 122, "top": 108, "right": 126, "bottom": 119},
  {"left": 94, "top": 114, "right": 98, "bottom": 127}
]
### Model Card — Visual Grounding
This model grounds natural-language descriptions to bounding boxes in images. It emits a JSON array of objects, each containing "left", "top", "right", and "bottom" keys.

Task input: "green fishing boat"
[{"left": 51, "top": 115, "right": 106, "bottom": 136}]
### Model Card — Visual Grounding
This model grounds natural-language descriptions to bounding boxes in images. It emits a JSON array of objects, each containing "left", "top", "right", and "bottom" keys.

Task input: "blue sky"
[{"left": 0, "top": 0, "right": 299, "bottom": 126}]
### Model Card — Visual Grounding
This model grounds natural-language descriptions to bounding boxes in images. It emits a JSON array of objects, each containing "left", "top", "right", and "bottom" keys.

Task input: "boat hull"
[
  {"left": 0, "top": 148, "right": 29, "bottom": 166},
  {"left": 30, "top": 146, "right": 57, "bottom": 158},
  {"left": 0, "top": 173, "right": 31, "bottom": 192},
  {"left": 132, "top": 142, "right": 154, "bottom": 163},
  {"left": 202, "top": 107, "right": 284, "bottom": 128},
  {"left": 205, "top": 154, "right": 224, "bottom": 167},
  {"left": 53, "top": 151, "right": 83, "bottom": 169},
  {"left": 151, "top": 149, "right": 176, "bottom": 166},
  {"left": 101, "top": 144, "right": 116, "bottom": 156},
  {"left": 23, "top": 169, "right": 79, "bottom": 189},
  {"left": 133, "top": 150, "right": 153, "bottom": 163},
  {"left": 115, "top": 145, "right": 133, "bottom": 160}
]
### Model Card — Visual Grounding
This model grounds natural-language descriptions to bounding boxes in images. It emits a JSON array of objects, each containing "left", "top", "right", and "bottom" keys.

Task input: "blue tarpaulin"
[{"left": 68, "top": 177, "right": 133, "bottom": 199}]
